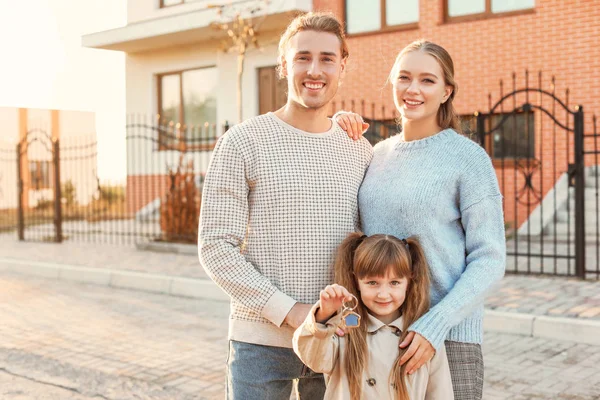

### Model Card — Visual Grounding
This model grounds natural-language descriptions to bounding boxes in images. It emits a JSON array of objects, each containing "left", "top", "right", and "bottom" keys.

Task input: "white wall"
[
  {"left": 128, "top": 0, "right": 213, "bottom": 24},
  {"left": 0, "top": 108, "right": 18, "bottom": 209},
  {"left": 127, "top": 0, "right": 313, "bottom": 25},
  {"left": 0, "top": 108, "right": 19, "bottom": 142}
]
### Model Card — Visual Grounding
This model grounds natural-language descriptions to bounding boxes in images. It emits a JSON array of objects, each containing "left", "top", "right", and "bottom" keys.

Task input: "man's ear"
[{"left": 280, "top": 57, "right": 288, "bottom": 78}]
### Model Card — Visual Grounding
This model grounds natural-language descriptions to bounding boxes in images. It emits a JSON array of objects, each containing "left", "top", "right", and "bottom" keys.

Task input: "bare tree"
[{"left": 209, "top": 0, "right": 271, "bottom": 124}]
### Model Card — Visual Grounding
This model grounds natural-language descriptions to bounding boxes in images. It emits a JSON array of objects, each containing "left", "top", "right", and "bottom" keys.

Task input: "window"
[
  {"left": 345, "top": 0, "right": 419, "bottom": 35},
  {"left": 29, "top": 161, "right": 51, "bottom": 190},
  {"left": 160, "top": 0, "right": 191, "bottom": 7},
  {"left": 446, "top": 0, "right": 534, "bottom": 21},
  {"left": 158, "top": 66, "right": 218, "bottom": 151},
  {"left": 461, "top": 112, "right": 535, "bottom": 160}
]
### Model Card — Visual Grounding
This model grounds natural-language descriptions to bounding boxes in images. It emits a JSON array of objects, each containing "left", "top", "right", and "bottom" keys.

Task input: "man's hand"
[
  {"left": 335, "top": 112, "right": 370, "bottom": 141},
  {"left": 283, "top": 303, "right": 312, "bottom": 329},
  {"left": 399, "top": 331, "right": 436, "bottom": 374}
]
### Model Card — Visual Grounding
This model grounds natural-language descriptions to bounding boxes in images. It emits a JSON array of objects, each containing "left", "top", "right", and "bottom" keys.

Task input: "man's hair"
[{"left": 276, "top": 12, "right": 349, "bottom": 79}]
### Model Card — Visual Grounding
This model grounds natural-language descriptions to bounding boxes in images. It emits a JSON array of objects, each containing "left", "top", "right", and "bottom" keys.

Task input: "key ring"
[{"left": 342, "top": 294, "right": 358, "bottom": 313}]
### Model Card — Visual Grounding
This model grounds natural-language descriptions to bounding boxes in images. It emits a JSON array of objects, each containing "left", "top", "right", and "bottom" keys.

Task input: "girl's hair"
[
  {"left": 277, "top": 12, "right": 349, "bottom": 79},
  {"left": 333, "top": 232, "right": 431, "bottom": 400},
  {"left": 389, "top": 39, "right": 461, "bottom": 132}
]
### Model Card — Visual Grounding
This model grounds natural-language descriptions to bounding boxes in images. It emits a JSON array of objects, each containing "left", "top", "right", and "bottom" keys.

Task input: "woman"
[{"left": 336, "top": 40, "right": 506, "bottom": 400}]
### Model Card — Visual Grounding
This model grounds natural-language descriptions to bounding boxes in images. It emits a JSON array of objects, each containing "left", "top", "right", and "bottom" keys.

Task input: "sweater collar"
[
  {"left": 266, "top": 112, "right": 337, "bottom": 138},
  {"left": 394, "top": 128, "right": 455, "bottom": 149}
]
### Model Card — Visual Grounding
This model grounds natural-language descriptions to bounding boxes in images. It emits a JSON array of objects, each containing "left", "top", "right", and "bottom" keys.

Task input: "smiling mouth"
[
  {"left": 304, "top": 82, "right": 325, "bottom": 90},
  {"left": 404, "top": 99, "right": 424, "bottom": 106}
]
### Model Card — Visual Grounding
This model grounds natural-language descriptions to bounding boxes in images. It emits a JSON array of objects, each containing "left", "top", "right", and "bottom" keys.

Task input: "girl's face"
[
  {"left": 357, "top": 267, "right": 408, "bottom": 325},
  {"left": 392, "top": 50, "right": 452, "bottom": 128}
]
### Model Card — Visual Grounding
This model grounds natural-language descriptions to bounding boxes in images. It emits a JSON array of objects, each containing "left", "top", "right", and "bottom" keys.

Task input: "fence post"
[
  {"left": 16, "top": 141, "right": 24, "bottom": 241},
  {"left": 53, "top": 138, "right": 63, "bottom": 243},
  {"left": 476, "top": 112, "right": 486, "bottom": 147},
  {"left": 574, "top": 105, "right": 585, "bottom": 278}
]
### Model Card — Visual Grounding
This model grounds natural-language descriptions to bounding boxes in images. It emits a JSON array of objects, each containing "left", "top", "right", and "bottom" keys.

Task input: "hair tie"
[
  {"left": 401, "top": 238, "right": 409, "bottom": 249},
  {"left": 352, "top": 234, "right": 368, "bottom": 255}
]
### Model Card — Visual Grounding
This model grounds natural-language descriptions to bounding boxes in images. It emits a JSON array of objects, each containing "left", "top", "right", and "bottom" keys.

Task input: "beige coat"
[{"left": 293, "top": 302, "right": 454, "bottom": 400}]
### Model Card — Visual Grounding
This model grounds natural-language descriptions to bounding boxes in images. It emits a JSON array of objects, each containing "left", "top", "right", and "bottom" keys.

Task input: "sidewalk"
[{"left": 1, "top": 233, "right": 600, "bottom": 346}]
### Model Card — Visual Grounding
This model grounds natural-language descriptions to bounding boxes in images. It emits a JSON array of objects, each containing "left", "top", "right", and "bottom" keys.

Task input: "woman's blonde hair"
[
  {"left": 390, "top": 40, "right": 461, "bottom": 132},
  {"left": 277, "top": 12, "right": 349, "bottom": 79},
  {"left": 333, "top": 232, "right": 431, "bottom": 400}
]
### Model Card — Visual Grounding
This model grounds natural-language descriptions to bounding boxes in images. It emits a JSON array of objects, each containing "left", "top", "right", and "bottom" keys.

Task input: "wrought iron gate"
[
  {"left": 16, "top": 128, "right": 62, "bottom": 242},
  {"left": 474, "top": 71, "right": 597, "bottom": 279}
]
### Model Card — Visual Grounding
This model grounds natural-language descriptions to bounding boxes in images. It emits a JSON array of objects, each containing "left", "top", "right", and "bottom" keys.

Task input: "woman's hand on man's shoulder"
[{"left": 335, "top": 111, "right": 370, "bottom": 141}]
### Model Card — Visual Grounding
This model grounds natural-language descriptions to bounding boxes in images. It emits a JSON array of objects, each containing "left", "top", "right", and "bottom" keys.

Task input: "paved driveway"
[{"left": 1, "top": 272, "right": 600, "bottom": 399}]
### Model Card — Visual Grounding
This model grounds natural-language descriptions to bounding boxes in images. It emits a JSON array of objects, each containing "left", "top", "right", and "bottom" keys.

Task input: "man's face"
[{"left": 281, "top": 30, "right": 346, "bottom": 111}]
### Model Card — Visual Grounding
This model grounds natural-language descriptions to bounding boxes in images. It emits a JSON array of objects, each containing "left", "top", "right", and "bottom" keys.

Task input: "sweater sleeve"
[
  {"left": 408, "top": 150, "right": 506, "bottom": 350},
  {"left": 293, "top": 301, "right": 342, "bottom": 374},
  {"left": 198, "top": 133, "right": 297, "bottom": 327}
]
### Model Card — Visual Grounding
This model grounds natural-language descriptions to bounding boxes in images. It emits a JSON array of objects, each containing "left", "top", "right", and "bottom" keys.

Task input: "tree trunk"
[{"left": 237, "top": 43, "right": 246, "bottom": 124}]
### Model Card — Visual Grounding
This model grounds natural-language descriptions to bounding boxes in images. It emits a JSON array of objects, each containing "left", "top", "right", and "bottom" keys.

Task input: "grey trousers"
[
  {"left": 445, "top": 341, "right": 484, "bottom": 400},
  {"left": 226, "top": 340, "right": 326, "bottom": 400}
]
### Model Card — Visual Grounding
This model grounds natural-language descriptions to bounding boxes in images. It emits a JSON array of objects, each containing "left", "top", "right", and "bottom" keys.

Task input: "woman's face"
[{"left": 392, "top": 50, "right": 452, "bottom": 127}]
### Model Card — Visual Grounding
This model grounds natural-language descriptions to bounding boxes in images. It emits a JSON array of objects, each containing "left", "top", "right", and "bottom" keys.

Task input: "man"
[{"left": 198, "top": 12, "right": 372, "bottom": 399}]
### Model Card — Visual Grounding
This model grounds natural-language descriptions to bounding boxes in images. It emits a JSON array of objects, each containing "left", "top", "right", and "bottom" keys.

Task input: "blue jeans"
[{"left": 227, "top": 340, "right": 326, "bottom": 400}]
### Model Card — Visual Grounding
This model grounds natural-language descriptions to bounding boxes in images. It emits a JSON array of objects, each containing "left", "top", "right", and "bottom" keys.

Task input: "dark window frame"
[
  {"left": 344, "top": 0, "right": 419, "bottom": 37},
  {"left": 156, "top": 66, "right": 218, "bottom": 152},
  {"left": 444, "top": 0, "right": 535, "bottom": 23},
  {"left": 461, "top": 111, "right": 535, "bottom": 166}
]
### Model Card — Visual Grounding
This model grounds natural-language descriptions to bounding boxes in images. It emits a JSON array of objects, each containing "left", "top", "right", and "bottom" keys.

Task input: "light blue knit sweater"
[{"left": 358, "top": 128, "right": 506, "bottom": 350}]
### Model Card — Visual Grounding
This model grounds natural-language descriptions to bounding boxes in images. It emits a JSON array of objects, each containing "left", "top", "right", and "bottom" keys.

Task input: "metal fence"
[{"left": 0, "top": 116, "right": 223, "bottom": 246}]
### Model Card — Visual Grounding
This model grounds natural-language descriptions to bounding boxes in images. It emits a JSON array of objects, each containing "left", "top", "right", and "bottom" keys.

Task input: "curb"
[
  {"left": 484, "top": 309, "right": 600, "bottom": 347},
  {"left": 2, "top": 257, "right": 600, "bottom": 346},
  {"left": 135, "top": 242, "right": 198, "bottom": 255},
  {"left": 0, "top": 257, "right": 228, "bottom": 302}
]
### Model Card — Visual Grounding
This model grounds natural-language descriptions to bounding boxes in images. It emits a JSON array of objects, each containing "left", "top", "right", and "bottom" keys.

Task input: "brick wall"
[{"left": 314, "top": 0, "right": 600, "bottom": 227}]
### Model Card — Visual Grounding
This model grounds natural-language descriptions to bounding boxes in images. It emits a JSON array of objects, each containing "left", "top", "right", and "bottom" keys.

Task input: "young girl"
[
  {"left": 335, "top": 40, "right": 506, "bottom": 400},
  {"left": 293, "top": 232, "right": 454, "bottom": 400}
]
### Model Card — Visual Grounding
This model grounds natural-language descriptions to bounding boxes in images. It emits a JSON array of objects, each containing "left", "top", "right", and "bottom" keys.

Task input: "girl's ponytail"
[
  {"left": 333, "top": 232, "right": 369, "bottom": 400},
  {"left": 390, "top": 236, "right": 431, "bottom": 400}
]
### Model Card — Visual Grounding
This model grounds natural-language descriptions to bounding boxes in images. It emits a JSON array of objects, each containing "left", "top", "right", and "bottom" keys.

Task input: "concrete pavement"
[
  {"left": 1, "top": 234, "right": 600, "bottom": 346},
  {"left": 1, "top": 272, "right": 600, "bottom": 399}
]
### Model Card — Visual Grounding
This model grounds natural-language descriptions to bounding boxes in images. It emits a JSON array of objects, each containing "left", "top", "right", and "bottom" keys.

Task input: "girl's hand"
[
  {"left": 315, "top": 284, "right": 354, "bottom": 323},
  {"left": 335, "top": 112, "right": 370, "bottom": 141},
  {"left": 399, "top": 331, "right": 436, "bottom": 375}
]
